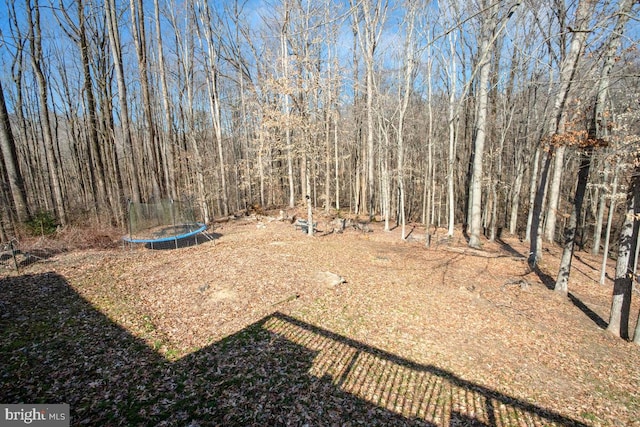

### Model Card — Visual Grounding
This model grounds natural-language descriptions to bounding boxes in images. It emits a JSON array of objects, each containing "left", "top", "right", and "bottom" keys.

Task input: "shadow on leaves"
[{"left": 1, "top": 273, "right": 588, "bottom": 426}]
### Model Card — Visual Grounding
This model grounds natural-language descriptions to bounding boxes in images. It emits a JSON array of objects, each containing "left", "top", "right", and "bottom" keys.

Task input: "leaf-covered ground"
[{"left": 1, "top": 212, "right": 639, "bottom": 426}]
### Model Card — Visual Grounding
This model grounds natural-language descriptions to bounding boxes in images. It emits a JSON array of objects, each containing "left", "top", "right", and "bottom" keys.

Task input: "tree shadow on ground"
[
  {"left": 1, "top": 250, "right": 63, "bottom": 272},
  {"left": 1, "top": 273, "right": 589, "bottom": 426},
  {"left": 573, "top": 254, "right": 600, "bottom": 272},
  {"left": 495, "top": 237, "right": 527, "bottom": 259},
  {"left": 530, "top": 265, "right": 608, "bottom": 330},
  {"left": 567, "top": 293, "right": 609, "bottom": 329}
]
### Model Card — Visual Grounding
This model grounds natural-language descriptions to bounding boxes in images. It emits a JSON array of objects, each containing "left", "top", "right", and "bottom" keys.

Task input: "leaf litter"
[{"left": 1, "top": 212, "right": 639, "bottom": 426}]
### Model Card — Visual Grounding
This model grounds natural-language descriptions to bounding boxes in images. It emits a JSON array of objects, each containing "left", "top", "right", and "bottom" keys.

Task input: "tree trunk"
[
  {"left": 544, "top": 145, "right": 566, "bottom": 243},
  {"left": 634, "top": 304, "right": 640, "bottom": 345},
  {"left": 352, "top": 0, "right": 386, "bottom": 217},
  {"left": 554, "top": 147, "right": 592, "bottom": 294},
  {"left": 105, "top": 0, "right": 141, "bottom": 202},
  {"left": 528, "top": 149, "right": 552, "bottom": 268},
  {"left": 509, "top": 151, "right": 525, "bottom": 236},
  {"left": 281, "top": 6, "right": 295, "bottom": 208},
  {"left": 334, "top": 113, "right": 340, "bottom": 211},
  {"left": 200, "top": 0, "right": 229, "bottom": 217},
  {"left": 28, "top": 0, "right": 66, "bottom": 226},
  {"left": 130, "top": 0, "right": 161, "bottom": 200},
  {"left": 154, "top": 0, "right": 177, "bottom": 201},
  {"left": 592, "top": 157, "right": 609, "bottom": 256},
  {"left": 306, "top": 156, "right": 313, "bottom": 237},
  {"left": 525, "top": 147, "right": 541, "bottom": 242},
  {"left": 59, "top": 0, "right": 109, "bottom": 219},
  {"left": 607, "top": 161, "right": 640, "bottom": 339},
  {"left": 468, "top": 1, "right": 498, "bottom": 248},
  {"left": 365, "top": 31, "right": 375, "bottom": 218},
  {"left": 527, "top": 0, "right": 594, "bottom": 268},
  {"left": 185, "top": 10, "right": 210, "bottom": 224},
  {"left": 447, "top": 33, "right": 457, "bottom": 237},
  {"left": 397, "top": 3, "right": 416, "bottom": 239},
  {"left": 0, "top": 80, "right": 30, "bottom": 224},
  {"left": 600, "top": 166, "right": 619, "bottom": 285}
]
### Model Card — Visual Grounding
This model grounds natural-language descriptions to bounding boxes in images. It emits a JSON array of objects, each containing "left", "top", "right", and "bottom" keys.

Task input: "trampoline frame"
[
  {"left": 123, "top": 199, "right": 209, "bottom": 249},
  {"left": 123, "top": 223, "right": 207, "bottom": 243}
]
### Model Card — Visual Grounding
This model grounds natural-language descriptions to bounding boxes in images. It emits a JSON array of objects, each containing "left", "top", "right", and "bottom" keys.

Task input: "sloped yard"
[{"left": 1, "top": 214, "right": 639, "bottom": 426}]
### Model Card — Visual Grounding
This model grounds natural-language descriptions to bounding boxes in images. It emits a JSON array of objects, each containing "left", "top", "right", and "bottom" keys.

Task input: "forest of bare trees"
[{"left": 1, "top": 0, "right": 639, "bottom": 337}]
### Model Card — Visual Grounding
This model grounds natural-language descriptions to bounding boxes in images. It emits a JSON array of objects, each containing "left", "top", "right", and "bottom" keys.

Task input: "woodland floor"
[{"left": 1, "top": 210, "right": 639, "bottom": 426}]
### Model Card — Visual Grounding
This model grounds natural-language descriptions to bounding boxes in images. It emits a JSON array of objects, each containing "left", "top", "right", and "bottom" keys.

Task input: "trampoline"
[{"left": 123, "top": 199, "right": 210, "bottom": 249}]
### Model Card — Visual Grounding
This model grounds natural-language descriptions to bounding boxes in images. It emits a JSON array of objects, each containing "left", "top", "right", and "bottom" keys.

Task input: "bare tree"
[
  {"left": 528, "top": 0, "right": 595, "bottom": 269},
  {"left": 599, "top": 163, "right": 620, "bottom": 285},
  {"left": 468, "top": 0, "right": 498, "bottom": 248},
  {"left": 56, "top": 0, "right": 110, "bottom": 220},
  {"left": 197, "top": 0, "right": 229, "bottom": 217},
  {"left": 27, "top": 0, "right": 67, "bottom": 225},
  {"left": 396, "top": 1, "right": 418, "bottom": 239},
  {"left": 105, "top": 0, "right": 141, "bottom": 202},
  {"left": 0, "top": 80, "right": 30, "bottom": 225},
  {"left": 153, "top": 0, "right": 176, "bottom": 201},
  {"left": 608, "top": 159, "right": 639, "bottom": 339},
  {"left": 130, "top": 0, "right": 161, "bottom": 200},
  {"left": 352, "top": 0, "right": 387, "bottom": 217},
  {"left": 468, "top": 0, "right": 518, "bottom": 248},
  {"left": 554, "top": 0, "right": 635, "bottom": 295}
]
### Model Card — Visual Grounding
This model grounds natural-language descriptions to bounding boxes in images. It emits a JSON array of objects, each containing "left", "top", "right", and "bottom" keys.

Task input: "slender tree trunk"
[
  {"left": 98, "top": 64, "right": 126, "bottom": 225},
  {"left": 324, "top": 20, "right": 333, "bottom": 213},
  {"left": 528, "top": 149, "right": 553, "bottom": 268},
  {"left": 0, "top": 80, "right": 30, "bottom": 223},
  {"left": 334, "top": 113, "right": 340, "bottom": 210},
  {"left": 61, "top": 0, "right": 109, "bottom": 219},
  {"left": 281, "top": 6, "right": 295, "bottom": 208},
  {"left": 379, "top": 119, "right": 391, "bottom": 231},
  {"left": 600, "top": 165, "right": 619, "bottom": 285},
  {"left": 593, "top": 0, "right": 634, "bottom": 252},
  {"left": 365, "top": 35, "right": 374, "bottom": 218},
  {"left": 525, "top": 147, "right": 540, "bottom": 242},
  {"left": 28, "top": 0, "right": 66, "bottom": 226},
  {"left": 105, "top": 0, "right": 141, "bottom": 202},
  {"left": 7, "top": 10, "right": 34, "bottom": 213},
  {"left": 528, "top": 0, "right": 594, "bottom": 268},
  {"left": 130, "top": 0, "right": 161, "bottom": 200},
  {"left": 468, "top": 1, "right": 498, "bottom": 248},
  {"left": 447, "top": 34, "right": 457, "bottom": 237},
  {"left": 397, "top": 3, "right": 416, "bottom": 239},
  {"left": 544, "top": 145, "right": 566, "bottom": 243},
  {"left": 198, "top": 0, "right": 229, "bottom": 217},
  {"left": 154, "top": 0, "right": 176, "bottom": 201},
  {"left": 258, "top": 128, "right": 266, "bottom": 207},
  {"left": 353, "top": 0, "right": 386, "bottom": 217},
  {"left": 593, "top": 159, "right": 609, "bottom": 256},
  {"left": 306, "top": 157, "right": 313, "bottom": 236},
  {"left": 509, "top": 152, "right": 525, "bottom": 235},
  {"left": 608, "top": 161, "right": 640, "bottom": 339},
  {"left": 424, "top": 52, "right": 434, "bottom": 231},
  {"left": 560, "top": 0, "right": 634, "bottom": 293},
  {"left": 325, "top": 111, "right": 331, "bottom": 213},
  {"left": 555, "top": 148, "right": 593, "bottom": 294}
]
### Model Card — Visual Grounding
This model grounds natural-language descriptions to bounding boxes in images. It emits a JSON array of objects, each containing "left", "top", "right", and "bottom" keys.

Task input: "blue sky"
[{"left": 0, "top": 0, "right": 638, "bottom": 114}]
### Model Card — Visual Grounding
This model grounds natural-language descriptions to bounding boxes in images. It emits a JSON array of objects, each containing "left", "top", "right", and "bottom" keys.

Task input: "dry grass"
[{"left": 1, "top": 211, "right": 639, "bottom": 426}]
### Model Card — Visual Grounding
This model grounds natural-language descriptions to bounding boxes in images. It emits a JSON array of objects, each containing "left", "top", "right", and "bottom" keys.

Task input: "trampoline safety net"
[{"left": 125, "top": 199, "right": 204, "bottom": 243}]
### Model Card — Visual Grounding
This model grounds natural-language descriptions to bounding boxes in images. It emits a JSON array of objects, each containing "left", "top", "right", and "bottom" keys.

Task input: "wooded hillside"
[
  {"left": 0, "top": 0, "right": 636, "bottom": 235},
  {"left": 1, "top": 1, "right": 640, "bottom": 335}
]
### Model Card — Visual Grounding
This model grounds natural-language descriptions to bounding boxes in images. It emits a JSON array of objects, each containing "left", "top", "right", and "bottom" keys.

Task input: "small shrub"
[{"left": 25, "top": 210, "right": 58, "bottom": 236}]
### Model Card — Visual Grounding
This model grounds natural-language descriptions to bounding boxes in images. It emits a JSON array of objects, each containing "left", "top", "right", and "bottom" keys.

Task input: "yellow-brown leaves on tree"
[{"left": 544, "top": 130, "right": 607, "bottom": 149}]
